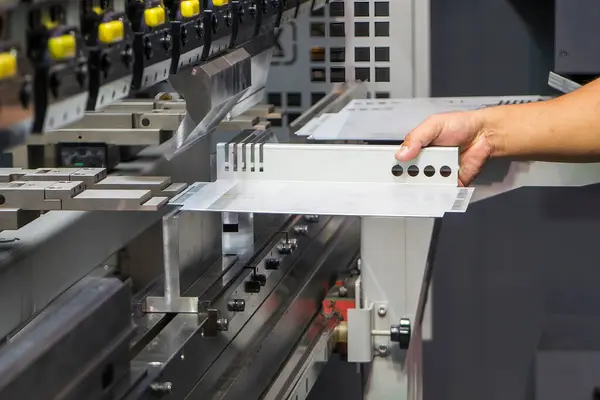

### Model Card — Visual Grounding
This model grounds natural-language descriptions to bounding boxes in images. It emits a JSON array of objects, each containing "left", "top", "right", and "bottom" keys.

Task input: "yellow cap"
[
  {"left": 181, "top": 0, "right": 200, "bottom": 18},
  {"left": 98, "top": 20, "right": 125, "bottom": 44},
  {"left": 212, "top": 0, "right": 229, "bottom": 6},
  {"left": 144, "top": 6, "right": 166, "bottom": 28},
  {"left": 0, "top": 51, "right": 17, "bottom": 80},
  {"left": 48, "top": 34, "right": 76, "bottom": 60}
]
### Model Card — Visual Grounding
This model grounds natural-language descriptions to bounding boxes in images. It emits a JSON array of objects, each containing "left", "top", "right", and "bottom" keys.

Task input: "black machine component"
[
  {"left": 555, "top": 0, "right": 600, "bottom": 79},
  {"left": 81, "top": 0, "right": 134, "bottom": 110},
  {"left": 200, "top": 0, "right": 233, "bottom": 60},
  {"left": 390, "top": 318, "right": 411, "bottom": 350},
  {"left": 26, "top": 2, "right": 89, "bottom": 132},
  {"left": 128, "top": 0, "right": 172, "bottom": 90},
  {"left": 165, "top": 0, "right": 205, "bottom": 74},
  {"left": 0, "top": 7, "right": 34, "bottom": 149},
  {"left": 58, "top": 142, "right": 121, "bottom": 169},
  {"left": 0, "top": 277, "right": 134, "bottom": 400}
]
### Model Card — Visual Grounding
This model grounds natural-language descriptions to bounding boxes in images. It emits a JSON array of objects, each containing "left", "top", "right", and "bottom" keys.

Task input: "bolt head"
[
  {"left": 377, "top": 306, "right": 387, "bottom": 317},
  {"left": 377, "top": 344, "right": 388, "bottom": 355},
  {"left": 338, "top": 286, "right": 348, "bottom": 297}
]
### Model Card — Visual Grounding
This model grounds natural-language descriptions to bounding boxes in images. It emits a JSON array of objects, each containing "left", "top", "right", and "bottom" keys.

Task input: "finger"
[{"left": 395, "top": 116, "right": 444, "bottom": 161}]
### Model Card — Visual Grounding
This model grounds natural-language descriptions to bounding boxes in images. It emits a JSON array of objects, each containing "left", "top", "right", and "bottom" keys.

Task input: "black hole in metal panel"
[
  {"left": 440, "top": 166, "right": 452, "bottom": 177},
  {"left": 223, "top": 223, "right": 239, "bottom": 233},
  {"left": 424, "top": 165, "right": 435, "bottom": 177},
  {"left": 408, "top": 165, "right": 419, "bottom": 177},
  {"left": 391, "top": 165, "right": 403, "bottom": 177}
]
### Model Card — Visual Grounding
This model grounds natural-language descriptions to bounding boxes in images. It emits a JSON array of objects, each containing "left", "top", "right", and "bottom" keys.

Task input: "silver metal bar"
[
  {"left": 164, "top": 209, "right": 181, "bottom": 302},
  {"left": 548, "top": 71, "right": 581, "bottom": 94},
  {"left": 44, "top": 128, "right": 170, "bottom": 146},
  {"left": 144, "top": 208, "right": 200, "bottom": 313}
]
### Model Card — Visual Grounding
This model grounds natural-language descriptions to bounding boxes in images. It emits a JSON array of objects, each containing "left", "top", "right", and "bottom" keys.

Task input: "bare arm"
[
  {"left": 396, "top": 78, "right": 600, "bottom": 185},
  {"left": 483, "top": 78, "right": 600, "bottom": 160}
]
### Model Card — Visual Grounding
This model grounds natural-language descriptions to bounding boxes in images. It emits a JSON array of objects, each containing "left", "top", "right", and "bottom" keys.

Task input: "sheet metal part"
[
  {"left": 296, "top": 96, "right": 548, "bottom": 141},
  {"left": 173, "top": 143, "right": 474, "bottom": 218}
]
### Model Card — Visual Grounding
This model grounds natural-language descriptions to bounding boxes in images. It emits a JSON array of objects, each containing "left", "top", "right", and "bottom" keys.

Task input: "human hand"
[{"left": 395, "top": 111, "right": 493, "bottom": 186}]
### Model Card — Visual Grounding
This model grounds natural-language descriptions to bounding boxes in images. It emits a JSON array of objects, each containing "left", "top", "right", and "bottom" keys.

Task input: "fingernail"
[{"left": 396, "top": 145, "right": 409, "bottom": 159}]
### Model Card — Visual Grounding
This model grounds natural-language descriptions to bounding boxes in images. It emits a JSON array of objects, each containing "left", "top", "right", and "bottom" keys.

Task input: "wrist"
[{"left": 474, "top": 107, "right": 505, "bottom": 158}]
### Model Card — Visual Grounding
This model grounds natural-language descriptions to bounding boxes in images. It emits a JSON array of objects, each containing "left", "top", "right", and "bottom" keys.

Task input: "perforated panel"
[{"left": 266, "top": 0, "right": 416, "bottom": 127}]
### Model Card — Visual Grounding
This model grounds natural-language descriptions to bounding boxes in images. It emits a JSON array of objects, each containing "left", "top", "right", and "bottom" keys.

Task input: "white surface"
[
  {"left": 297, "top": 96, "right": 547, "bottom": 141},
  {"left": 218, "top": 143, "right": 460, "bottom": 185},
  {"left": 176, "top": 179, "right": 473, "bottom": 217}
]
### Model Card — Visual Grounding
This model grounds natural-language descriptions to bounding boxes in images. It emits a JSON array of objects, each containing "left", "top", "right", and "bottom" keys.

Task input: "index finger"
[{"left": 395, "top": 116, "right": 444, "bottom": 161}]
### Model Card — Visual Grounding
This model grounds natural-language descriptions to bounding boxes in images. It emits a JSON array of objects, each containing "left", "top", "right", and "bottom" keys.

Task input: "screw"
[
  {"left": 150, "top": 382, "right": 172, "bottom": 393},
  {"left": 294, "top": 224, "right": 308, "bottom": 235},
  {"left": 180, "top": 353, "right": 185, "bottom": 360},
  {"left": 377, "top": 344, "right": 388, "bottom": 356},
  {"left": 339, "top": 286, "right": 348, "bottom": 297},
  {"left": 216, "top": 317, "right": 229, "bottom": 331},
  {"left": 377, "top": 306, "right": 387, "bottom": 317}
]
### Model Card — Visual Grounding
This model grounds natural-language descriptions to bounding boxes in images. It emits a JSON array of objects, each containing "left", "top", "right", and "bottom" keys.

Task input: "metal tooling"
[
  {"left": 0, "top": 167, "right": 186, "bottom": 214},
  {"left": 0, "top": 277, "right": 133, "bottom": 400}
]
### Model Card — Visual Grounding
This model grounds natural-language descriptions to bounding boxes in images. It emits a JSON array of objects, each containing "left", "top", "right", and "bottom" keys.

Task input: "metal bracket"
[
  {"left": 172, "top": 143, "right": 473, "bottom": 218},
  {"left": 145, "top": 209, "right": 199, "bottom": 314}
]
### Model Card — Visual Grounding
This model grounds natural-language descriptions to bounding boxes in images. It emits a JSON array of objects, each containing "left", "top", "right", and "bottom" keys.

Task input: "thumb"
[{"left": 395, "top": 116, "right": 444, "bottom": 161}]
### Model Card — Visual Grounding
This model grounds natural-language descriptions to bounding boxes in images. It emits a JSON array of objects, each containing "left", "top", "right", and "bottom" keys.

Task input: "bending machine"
[{"left": 0, "top": 1, "right": 599, "bottom": 400}]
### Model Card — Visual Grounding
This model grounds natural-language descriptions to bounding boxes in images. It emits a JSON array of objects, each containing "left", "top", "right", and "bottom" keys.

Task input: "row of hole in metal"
[{"left": 391, "top": 165, "right": 452, "bottom": 178}]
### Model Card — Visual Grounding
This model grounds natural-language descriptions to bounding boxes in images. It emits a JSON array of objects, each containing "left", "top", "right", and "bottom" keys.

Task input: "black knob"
[
  {"left": 390, "top": 318, "right": 411, "bottom": 350},
  {"left": 227, "top": 299, "right": 246, "bottom": 312},
  {"left": 265, "top": 257, "right": 280, "bottom": 270},
  {"left": 244, "top": 280, "right": 260, "bottom": 293}
]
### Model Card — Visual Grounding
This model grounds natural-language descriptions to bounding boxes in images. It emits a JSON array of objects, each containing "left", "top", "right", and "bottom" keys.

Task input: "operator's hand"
[{"left": 395, "top": 111, "right": 493, "bottom": 186}]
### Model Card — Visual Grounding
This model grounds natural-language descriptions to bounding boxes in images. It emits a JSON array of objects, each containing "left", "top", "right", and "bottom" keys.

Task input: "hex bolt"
[
  {"left": 150, "top": 382, "right": 172, "bottom": 393},
  {"left": 339, "top": 285, "right": 348, "bottom": 297},
  {"left": 293, "top": 224, "right": 308, "bottom": 235},
  {"left": 377, "top": 305, "right": 387, "bottom": 317},
  {"left": 216, "top": 317, "right": 229, "bottom": 331},
  {"left": 227, "top": 299, "right": 246, "bottom": 312}
]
